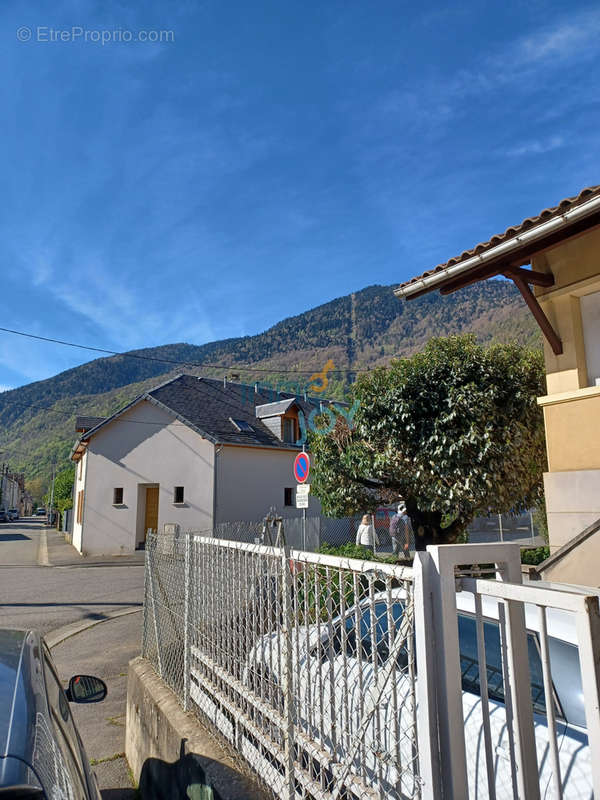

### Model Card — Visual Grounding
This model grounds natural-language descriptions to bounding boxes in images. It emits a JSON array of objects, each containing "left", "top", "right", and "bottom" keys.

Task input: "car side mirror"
[{"left": 66, "top": 675, "right": 107, "bottom": 703}]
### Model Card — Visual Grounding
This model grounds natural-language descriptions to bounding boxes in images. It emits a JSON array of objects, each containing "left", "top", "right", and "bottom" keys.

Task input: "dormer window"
[
  {"left": 283, "top": 417, "right": 296, "bottom": 443},
  {"left": 230, "top": 417, "right": 254, "bottom": 433}
]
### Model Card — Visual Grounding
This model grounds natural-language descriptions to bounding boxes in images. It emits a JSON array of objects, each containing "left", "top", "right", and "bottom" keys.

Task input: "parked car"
[
  {"left": 244, "top": 587, "right": 592, "bottom": 799},
  {"left": 0, "top": 509, "right": 7, "bottom": 523},
  {"left": 36, "top": 507, "right": 46, "bottom": 517},
  {"left": 0, "top": 628, "right": 107, "bottom": 799},
  {"left": 7, "top": 509, "right": 18, "bottom": 521}
]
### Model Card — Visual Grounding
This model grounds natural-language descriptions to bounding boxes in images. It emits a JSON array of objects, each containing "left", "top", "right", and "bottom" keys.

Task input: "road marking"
[
  {"left": 46, "top": 606, "right": 142, "bottom": 649},
  {"left": 37, "top": 529, "right": 50, "bottom": 567}
]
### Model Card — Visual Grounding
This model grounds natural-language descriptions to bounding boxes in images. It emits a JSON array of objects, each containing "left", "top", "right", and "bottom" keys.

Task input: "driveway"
[{"left": 0, "top": 516, "right": 144, "bottom": 797}]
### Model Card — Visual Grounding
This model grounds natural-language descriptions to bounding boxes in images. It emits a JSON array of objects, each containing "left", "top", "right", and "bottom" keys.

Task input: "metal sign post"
[
  {"left": 294, "top": 454, "right": 310, "bottom": 551},
  {"left": 296, "top": 484, "right": 310, "bottom": 550}
]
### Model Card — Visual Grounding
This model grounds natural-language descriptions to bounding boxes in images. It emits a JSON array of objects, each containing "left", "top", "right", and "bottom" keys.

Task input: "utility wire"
[{"left": 0, "top": 326, "right": 367, "bottom": 377}]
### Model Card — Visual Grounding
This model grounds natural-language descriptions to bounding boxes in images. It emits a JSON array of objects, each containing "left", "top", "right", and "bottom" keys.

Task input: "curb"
[
  {"left": 37, "top": 528, "right": 50, "bottom": 567},
  {"left": 47, "top": 606, "right": 142, "bottom": 649}
]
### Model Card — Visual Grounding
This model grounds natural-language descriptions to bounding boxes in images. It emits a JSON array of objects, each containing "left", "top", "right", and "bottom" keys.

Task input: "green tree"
[
  {"left": 45, "top": 466, "right": 75, "bottom": 515},
  {"left": 27, "top": 476, "right": 48, "bottom": 507},
  {"left": 309, "top": 335, "right": 546, "bottom": 550}
]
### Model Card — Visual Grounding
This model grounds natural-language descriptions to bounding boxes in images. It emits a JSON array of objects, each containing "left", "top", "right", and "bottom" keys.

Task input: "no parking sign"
[{"left": 293, "top": 452, "right": 310, "bottom": 483}]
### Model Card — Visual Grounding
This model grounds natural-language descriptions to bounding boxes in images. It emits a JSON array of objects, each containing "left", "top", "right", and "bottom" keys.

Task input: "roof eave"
[{"left": 395, "top": 192, "right": 600, "bottom": 300}]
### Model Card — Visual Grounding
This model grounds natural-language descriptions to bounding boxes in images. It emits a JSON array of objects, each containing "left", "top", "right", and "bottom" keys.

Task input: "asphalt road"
[
  {"left": 0, "top": 516, "right": 144, "bottom": 797},
  {"left": 0, "top": 518, "right": 144, "bottom": 634}
]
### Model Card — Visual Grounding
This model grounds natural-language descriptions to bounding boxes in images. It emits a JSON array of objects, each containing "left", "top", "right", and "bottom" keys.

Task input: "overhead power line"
[{"left": 0, "top": 326, "right": 368, "bottom": 377}]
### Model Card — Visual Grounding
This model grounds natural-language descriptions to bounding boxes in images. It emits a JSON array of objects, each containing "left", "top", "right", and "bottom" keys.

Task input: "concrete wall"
[
  {"left": 539, "top": 523, "right": 600, "bottom": 588},
  {"left": 544, "top": 469, "right": 600, "bottom": 550},
  {"left": 77, "top": 400, "right": 215, "bottom": 555},
  {"left": 543, "top": 392, "right": 600, "bottom": 472},
  {"left": 215, "top": 444, "right": 321, "bottom": 523},
  {"left": 126, "top": 657, "right": 267, "bottom": 799}
]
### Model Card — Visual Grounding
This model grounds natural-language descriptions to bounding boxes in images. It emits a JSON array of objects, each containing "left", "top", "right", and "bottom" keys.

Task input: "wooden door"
[{"left": 144, "top": 487, "right": 159, "bottom": 538}]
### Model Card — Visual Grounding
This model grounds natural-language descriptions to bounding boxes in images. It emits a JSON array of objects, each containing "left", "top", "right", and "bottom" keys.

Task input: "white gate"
[{"left": 414, "top": 543, "right": 600, "bottom": 800}]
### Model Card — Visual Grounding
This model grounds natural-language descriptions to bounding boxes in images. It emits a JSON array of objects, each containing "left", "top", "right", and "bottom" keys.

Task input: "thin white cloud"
[
  {"left": 506, "top": 136, "right": 565, "bottom": 158},
  {"left": 0, "top": 385, "right": 13, "bottom": 393},
  {"left": 516, "top": 12, "right": 600, "bottom": 65}
]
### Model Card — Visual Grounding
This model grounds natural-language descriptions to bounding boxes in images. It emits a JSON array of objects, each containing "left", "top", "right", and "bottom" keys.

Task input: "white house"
[{"left": 70, "top": 374, "right": 324, "bottom": 555}]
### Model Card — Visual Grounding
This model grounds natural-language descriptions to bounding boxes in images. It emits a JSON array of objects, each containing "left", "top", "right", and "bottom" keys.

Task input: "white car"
[{"left": 244, "top": 587, "right": 592, "bottom": 799}]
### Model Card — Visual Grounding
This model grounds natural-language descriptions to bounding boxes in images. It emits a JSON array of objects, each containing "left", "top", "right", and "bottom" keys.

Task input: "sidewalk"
[
  {"left": 44, "top": 527, "right": 146, "bottom": 568},
  {"left": 52, "top": 611, "right": 142, "bottom": 799}
]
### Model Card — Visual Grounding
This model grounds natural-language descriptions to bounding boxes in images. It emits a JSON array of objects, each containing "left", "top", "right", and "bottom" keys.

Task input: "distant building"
[
  {"left": 70, "top": 374, "right": 325, "bottom": 555},
  {"left": 395, "top": 185, "right": 600, "bottom": 585},
  {"left": 0, "top": 469, "right": 29, "bottom": 515}
]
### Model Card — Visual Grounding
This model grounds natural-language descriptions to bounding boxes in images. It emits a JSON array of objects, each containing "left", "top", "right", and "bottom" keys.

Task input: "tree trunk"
[{"left": 405, "top": 497, "right": 462, "bottom": 551}]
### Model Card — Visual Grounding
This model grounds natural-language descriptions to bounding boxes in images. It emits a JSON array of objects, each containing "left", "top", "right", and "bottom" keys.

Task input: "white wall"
[
  {"left": 215, "top": 444, "right": 321, "bottom": 523},
  {"left": 72, "top": 450, "right": 87, "bottom": 551},
  {"left": 77, "top": 400, "right": 215, "bottom": 555}
]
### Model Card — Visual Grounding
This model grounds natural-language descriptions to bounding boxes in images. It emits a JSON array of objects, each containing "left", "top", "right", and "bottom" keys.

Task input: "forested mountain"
[{"left": 0, "top": 280, "right": 539, "bottom": 489}]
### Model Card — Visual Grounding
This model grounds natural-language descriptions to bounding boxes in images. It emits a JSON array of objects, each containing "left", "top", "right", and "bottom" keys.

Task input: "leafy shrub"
[
  {"left": 521, "top": 546, "right": 550, "bottom": 566},
  {"left": 318, "top": 542, "right": 400, "bottom": 564}
]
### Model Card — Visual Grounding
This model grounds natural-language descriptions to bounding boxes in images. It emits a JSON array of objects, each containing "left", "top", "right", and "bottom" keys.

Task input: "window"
[
  {"left": 113, "top": 487, "right": 123, "bottom": 505},
  {"left": 317, "top": 601, "right": 407, "bottom": 668},
  {"left": 283, "top": 417, "right": 296, "bottom": 443},
  {"left": 284, "top": 487, "right": 293, "bottom": 506},
  {"left": 76, "top": 490, "right": 84, "bottom": 524},
  {"left": 174, "top": 486, "right": 185, "bottom": 504},
  {"left": 548, "top": 638, "right": 585, "bottom": 727},
  {"left": 230, "top": 417, "right": 254, "bottom": 433},
  {"left": 580, "top": 290, "right": 600, "bottom": 386},
  {"left": 457, "top": 614, "right": 552, "bottom": 717}
]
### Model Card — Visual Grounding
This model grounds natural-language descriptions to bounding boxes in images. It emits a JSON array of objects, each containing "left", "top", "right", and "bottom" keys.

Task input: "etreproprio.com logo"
[{"left": 240, "top": 359, "right": 359, "bottom": 445}]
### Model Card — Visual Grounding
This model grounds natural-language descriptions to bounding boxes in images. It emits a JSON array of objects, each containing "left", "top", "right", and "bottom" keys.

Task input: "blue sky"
[{"left": 0, "top": 0, "right": 598, "bottom": 390}]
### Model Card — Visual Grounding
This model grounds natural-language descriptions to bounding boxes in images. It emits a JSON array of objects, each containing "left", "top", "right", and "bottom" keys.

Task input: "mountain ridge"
[{"left": 0, "top": 280, "right": 540, "bottom": 488}]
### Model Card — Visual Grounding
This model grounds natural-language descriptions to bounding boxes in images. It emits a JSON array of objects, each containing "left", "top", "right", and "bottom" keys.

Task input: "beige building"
[
  {"left": 394, "top": 185, "right": 600, "bottom": 584},
  {"left": 70, "top": 374, "right": 324, "bottom": 555}
]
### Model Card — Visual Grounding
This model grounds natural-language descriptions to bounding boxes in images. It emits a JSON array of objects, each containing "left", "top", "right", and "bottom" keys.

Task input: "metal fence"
[
  {"left": 207, "top": 510, "right": 543, "bottom": 555},
  {"left": 142, "top": 531, "right": 600, "bottom": 800},
  {"left": 209, "top": 516, "right": 415, "bottom": 554},
  {"left": 143, "top": 530, "right": 421, "bottom": 799}
]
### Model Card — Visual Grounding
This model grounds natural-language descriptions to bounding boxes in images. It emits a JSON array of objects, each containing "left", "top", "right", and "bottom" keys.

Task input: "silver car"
[
  {"left": 0, "top": 628, "right": 107, "bottom": 799},
  {"left": 245, "top": 588, "right": 591, "bottom": 799}
]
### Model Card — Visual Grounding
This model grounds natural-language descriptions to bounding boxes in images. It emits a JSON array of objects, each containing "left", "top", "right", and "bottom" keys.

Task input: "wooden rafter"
[
  {"left": 503, "top": 266, "right": 554, "bottom": 288},
  {"left": 510, "top": 274, "right": 563, "bottom": 355},
  {"left": 438, "top": 264, "right": 554, "bottom": 296}
]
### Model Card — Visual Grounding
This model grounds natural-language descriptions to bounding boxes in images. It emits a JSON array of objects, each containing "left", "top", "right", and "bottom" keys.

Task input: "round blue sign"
[{"left": 293, "top": 452, "right": 310, "bottom": 483}]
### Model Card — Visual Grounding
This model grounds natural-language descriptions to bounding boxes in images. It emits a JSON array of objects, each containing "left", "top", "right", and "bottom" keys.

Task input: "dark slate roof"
[
  {"left": 396, "top": 185, "right": 600, "bottom": 292},
  {"left": 81, "top": 374, "right": 337, "bottom": 450},
  {"left": 75, "top": 415, "right": 106, "bottom": 433}
]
